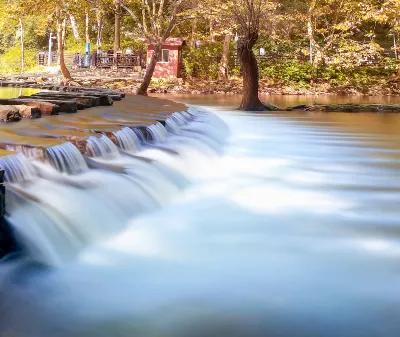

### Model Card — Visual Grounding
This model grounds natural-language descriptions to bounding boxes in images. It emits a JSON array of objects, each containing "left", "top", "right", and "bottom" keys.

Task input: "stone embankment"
[{"left": 0, "top": 81, "right": 186, "bottom": 160}]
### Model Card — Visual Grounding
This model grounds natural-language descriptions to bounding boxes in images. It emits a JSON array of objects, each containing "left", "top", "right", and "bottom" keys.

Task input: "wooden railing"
[
  {"left": 73, "top": 53, "right": 146, "bottom": 69},
  {"left": 38, "top": 52, "right": 146, "bottom": 69}
]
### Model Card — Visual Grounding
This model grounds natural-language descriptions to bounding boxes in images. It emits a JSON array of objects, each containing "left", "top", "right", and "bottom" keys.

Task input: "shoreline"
[{"left": 3, "top": 71, "right": 400, "bottom": 97}]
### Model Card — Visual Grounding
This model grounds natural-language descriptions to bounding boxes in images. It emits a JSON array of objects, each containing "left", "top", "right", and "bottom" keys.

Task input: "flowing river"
[{"left": 1, "top": 93, "right": 400, "bottom": 337}]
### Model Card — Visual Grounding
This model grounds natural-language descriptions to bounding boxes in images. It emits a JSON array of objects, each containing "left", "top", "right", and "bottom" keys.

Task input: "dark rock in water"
[
  {"left": 0, "top": 176, "right": 19, "bottom": 259},
  {"left": 0, "top": 218, "right": 17, "bottom": 260},
  {"left": 31, "top": 93, "right": 102, "bottom": 107},
  {"left": 286, "top": 103, "right": 400, "bottom": 113},
  {"left": 17, "top": 97, "right": 78, "bottom": 113}
]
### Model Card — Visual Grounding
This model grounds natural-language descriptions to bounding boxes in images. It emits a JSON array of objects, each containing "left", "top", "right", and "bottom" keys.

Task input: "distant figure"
[
  {"left": 74, "top": 53, "right": 82, "bottom": 67},
  {"left": 84, "top": 52, "right": 90, "bottom": 67},
  {"left": 126, "top": 48, "right": 132, "bottom": 55},
  {"left": 260, "top": 48, "right": 266, "bottom": 56},
  {"left": 196, "top": 40, "right": 201, "bottom": 48}
]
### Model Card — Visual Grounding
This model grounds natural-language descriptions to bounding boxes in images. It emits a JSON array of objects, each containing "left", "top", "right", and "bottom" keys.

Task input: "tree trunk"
[
  {"left": 238, "top": 39, "right": 264, "bottom": 111},
  {"left": 312, "top": 48, "right": 322, "bottom": 69},
  {"left": 307, "top": 21, "right": 313, "bottom": 64},
  {"left": 209, "top": 18, "right": 215, "bottom": 42},
  {"left": 114, "top": 0, "right": 121, "bottom": 52},
  {"left": 56, "top": 3, "right": 72, "bottom": 82},
  {"left": 137, "top": 44, "right": 162, "bottom": 95},
  {"left": 190, "top": 18, "right": 197, "bottom": 47},
  {"left": 61, "top": 17, "right": 67, "bottom": 48},
  {"left": 85, "top": 9, "right": 90, "bottom": 45},
  {"left": 70, "top": 15, "right": 80, "bottom": 41},
  {"left": 19, "top": 17, "right": 24, "bottom": 73},
  {"left": 96, "top": 9, "right": 103, "bottom": 48},
  {"left": 219, "top": 33, "right": 231, "bottom": 80}
]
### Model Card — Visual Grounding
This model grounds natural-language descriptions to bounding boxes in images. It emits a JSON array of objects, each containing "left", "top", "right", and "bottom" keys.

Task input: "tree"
[
  {"left": 306, "top": 0, "right": 370, "bottom": 68},
  {"left": 122, "top": 0, "right": 191, "bottom": 95},
  {"left": 114, "top": 0, "right": 121, "bottom": 52},
  {"left": 231, "top": 0, "right": 277, "bottom": 110},
  {"left": 0, "top": 0, "right": 27, "bottom": 73},
  {"left": 19, "top": 17, "right": 24, "bottom": 73},
  {"left": 373, "top": 0, "right": 400, "bottom": 74},
  {"left": 69, "top": 14, "right": 81, "bottom": 41},
  {"left": 55, "top": 0, "right": 72, "bottom": 81},
  {"left": 219, "top": 32, "right": 231, "bottom": 79}
]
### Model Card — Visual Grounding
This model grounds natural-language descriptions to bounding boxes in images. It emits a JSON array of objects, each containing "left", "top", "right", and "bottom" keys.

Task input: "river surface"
[
  {"left": 0, "top": 87, "right": 42, "bottom": 98},
  {"left": 1, "top": 94, "right": 400, "bottom": 337}
]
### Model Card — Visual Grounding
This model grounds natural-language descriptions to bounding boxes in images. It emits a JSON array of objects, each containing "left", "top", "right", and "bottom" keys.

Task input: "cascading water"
[
  {"left": 86, "top": 135, "right": 120, "bottom": 158},
  {"left": 0, "top": 107, "right": 225, "bottom": 266},
  {"left": 46, "top": 142, "right": 89, "bottom": 174},
  {"left": 0, "top": 153, "right": 36, "bottom": 183},
  {"left": 1, "top": 98, "right": 400, "bottom": 337},
  {"left": 113, "top": 127, "right": 141, "bottom": 153}
]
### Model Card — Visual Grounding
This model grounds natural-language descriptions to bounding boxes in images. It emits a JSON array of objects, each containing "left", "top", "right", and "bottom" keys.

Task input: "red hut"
[{"left": 146, "top": 38, "right": 185, "bottom": 78}]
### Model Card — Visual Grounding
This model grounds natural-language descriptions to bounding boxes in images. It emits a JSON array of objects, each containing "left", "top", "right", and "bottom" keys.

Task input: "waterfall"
[
  {"left": 0, "top": 154, "right": 36, "bottom": 183},
  {"left": 46, "top": 142, "right": 88, "bottom": 174},
  {"left": 0, "top": 107, "right": 227, "bottom": 266},
  {"left": 86, "top": 135, "right": 119, "bottom": 158},
  {"left": 146, "top": 123, "right": 169, "bottom": 143},
  {"left": 113, "top": 127, "right": 141, "bottom": 153},
  {"left": 131, "top": 127, "right": 147, "bottom": 143}
]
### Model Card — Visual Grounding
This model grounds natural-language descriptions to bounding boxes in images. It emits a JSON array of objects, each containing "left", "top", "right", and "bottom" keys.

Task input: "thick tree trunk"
[
  {"left": 238, "top": 39, "right": 265, "bottom": 111},
  {"left": 85, "top": 9, "right": 90, "bottom": 45},
  {"left": 137, "top": 44, "right": 162, "bottom": 95},
  {"left": 56, "top": 4, "right": 72, "bottom": 82},
  {"left": 114, "top": 0, "right": 121, "bottom": 52},
  {"left": 70, "top": 15, "right": 80, "bottom": 41},
  {"left": 219, "top": 33, "right": 231, "bottom": 80},
  {"left": 96, "top": 9, "right": 103, "bottom": 48},
  {"left": 19, "top": 17, "right": 24, "bottom": 73}
]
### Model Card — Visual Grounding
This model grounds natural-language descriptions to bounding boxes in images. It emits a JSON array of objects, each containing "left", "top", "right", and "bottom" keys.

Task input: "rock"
[
  {"left": 287, "top": 103, "right": 400, "bottom": 113},
  {"left": 11, "top": 105, "right": 41, "bottom": 119},
  {"left": 261, "top": 101, "right": 281, "bottom": 111},
  {"left": 17, "top": 97, "right": 79, "bottom": 113},
  {"left": 0, "top": 106, "right": 22, "bottom": 122},
  {"left": 0, "top": 99, "right": 59, "bottom": 115}
]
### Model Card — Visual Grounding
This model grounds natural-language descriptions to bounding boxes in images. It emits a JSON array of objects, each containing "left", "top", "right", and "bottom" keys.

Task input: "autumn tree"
[
  {"left": 373, "top": 0, "right": 400, "bottom": 74},
  {"left": 306, "top": 0, "right": 372, "bottom": 68},
  {"left": 122, "top": 0, "right": 192, "bottom": 95},
  {"left": 231, "top": 0, "right": 277, "bottom": 110},
  {"left": 0, "top": 0, "right": 28, "bottom": 73}
]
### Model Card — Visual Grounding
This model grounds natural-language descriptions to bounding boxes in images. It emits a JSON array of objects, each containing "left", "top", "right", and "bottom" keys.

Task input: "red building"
[{"left": 146, "top": 38, "right": 185, "bottom": 78}]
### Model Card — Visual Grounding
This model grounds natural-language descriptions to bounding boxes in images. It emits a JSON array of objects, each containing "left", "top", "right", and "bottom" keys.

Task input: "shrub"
[
  {"left": 258, "top": 59, "right": 313, "bottom": 85},
  {"left": 182, "top": 42, "right": 223, "bottom": 79},
  {"left": 0, "top": 46, "right": 38, "bottom": 75}
]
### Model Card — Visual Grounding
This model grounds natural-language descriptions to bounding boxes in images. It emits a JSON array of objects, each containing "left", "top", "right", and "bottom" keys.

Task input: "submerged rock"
[{"left": 286, "top": 103, "right": 400, "bottom": 113}]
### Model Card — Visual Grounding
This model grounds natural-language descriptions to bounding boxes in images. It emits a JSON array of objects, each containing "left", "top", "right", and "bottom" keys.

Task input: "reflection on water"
[
  {"left": 0, "top": 87, "right": 42, "bottom": 99},
  {"left": 1, "top": 95, "right": 400, "bottom": 337},
  {"left": 154, "top": 93, "right": 400, "bottom": 108}
]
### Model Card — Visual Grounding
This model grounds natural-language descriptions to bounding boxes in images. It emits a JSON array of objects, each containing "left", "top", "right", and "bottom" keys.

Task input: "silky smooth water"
[{"left": 1, "top": 96, "right": 400, "bottom": 337}]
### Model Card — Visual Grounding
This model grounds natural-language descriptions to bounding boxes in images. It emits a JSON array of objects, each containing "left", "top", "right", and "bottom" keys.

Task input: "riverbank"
[{"left": 4, "top": 69, "right": 400, "bottom": 96}]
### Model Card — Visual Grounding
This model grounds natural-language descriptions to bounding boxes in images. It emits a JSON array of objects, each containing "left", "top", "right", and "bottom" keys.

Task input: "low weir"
[{"left": 0, "top": 88, "right": 228, "bottom": 265}]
